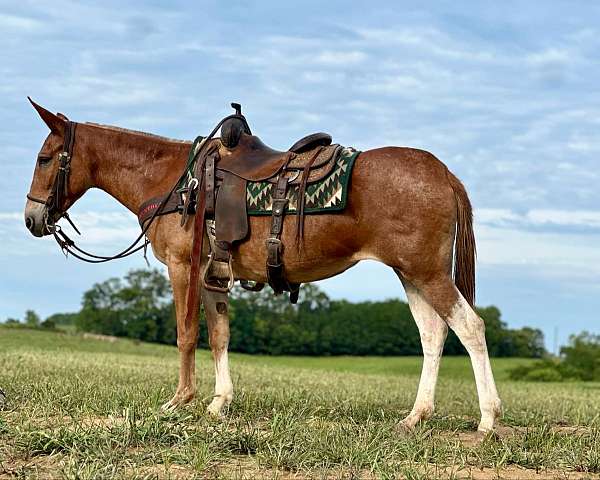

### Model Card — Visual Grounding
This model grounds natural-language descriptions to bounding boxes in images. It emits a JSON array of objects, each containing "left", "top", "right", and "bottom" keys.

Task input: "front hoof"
[
  {"left": 477, "top": 414, "right": 500, "bottom": 434},
  {"left": 396, "top": 407, "right": 432, "bottom": 433},
  {"left": 396, "top": 416, "right": 419, "bottom": 434},
  {"left": 161, "top": 391, "right": 194, "bottom": 412},
  {"left": 206, "top": 395, "right": 231, "bottom": 417},
  {"left": 161, "top": 400, "right": 177, "bottom": 412}
]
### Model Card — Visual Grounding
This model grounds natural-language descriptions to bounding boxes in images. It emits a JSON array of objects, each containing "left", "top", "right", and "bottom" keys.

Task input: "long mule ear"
[{"left": 27, "top": 97, "right": 65, "bottom": 135}]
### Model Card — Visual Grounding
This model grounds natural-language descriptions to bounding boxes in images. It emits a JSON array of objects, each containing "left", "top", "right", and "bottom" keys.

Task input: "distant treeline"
[
  {"left": 510, "top": 332, "right": 600, "bottom": 382},
  {"left": 7, "top": 269, "right": 546, "bottom": 357}
]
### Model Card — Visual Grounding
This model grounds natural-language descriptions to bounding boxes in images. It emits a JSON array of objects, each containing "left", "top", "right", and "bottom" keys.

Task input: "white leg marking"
[
  {"left": 202, "top": 289, "right": 233, "bottom": 417},
  {"left": 400, "top": 281, "right": 448, "bottom": 430},
  {"left": 446, "top": 294, "right": 502, "bottom": 432},
  {"left": 207, "top": 346, "right": 233, "bottom": 416}
]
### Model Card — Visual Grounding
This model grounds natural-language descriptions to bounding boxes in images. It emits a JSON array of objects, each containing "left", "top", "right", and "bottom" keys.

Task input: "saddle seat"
[{"left": 217, "top": 132, "right": 334, "bottom": 182}]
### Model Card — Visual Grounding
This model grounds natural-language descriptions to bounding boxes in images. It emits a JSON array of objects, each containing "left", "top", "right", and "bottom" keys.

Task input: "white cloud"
[
  {"left": 476, "top": 222, "right": 600, "bottom": 281},
  {"left": 355, "top": 27, "right": 497, "bottom": 62},
  {"left": 48, "top": 75, "right": 166, "bottom": 108},
  {"left": 0, "top": 13, "right": 42, "bottom": 31},
  {"left": 477, "top": 208, "right": 600, "bottom": 230},
  {"left": 0, "top": 213, "right": 22, "bottom": 221},
  {"left": 527, "top": 48, "right": 572, "bottom": 67},
  {"left": 474, "top": 208, "right": 600, "bottom": 283},
  {"left": 314, "top": 50, "right": 367, "bottom": 65}
]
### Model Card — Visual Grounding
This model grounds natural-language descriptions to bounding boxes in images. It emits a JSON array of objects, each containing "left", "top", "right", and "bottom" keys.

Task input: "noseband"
[{"left": 26, "top": 121, "right": 79, "bottom": 233}]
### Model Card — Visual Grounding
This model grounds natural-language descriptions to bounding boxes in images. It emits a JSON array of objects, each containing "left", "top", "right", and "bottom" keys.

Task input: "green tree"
[
  {"left": 44, "top": 312, "right": 78, "bottom": 326},
  {"left": 510, "top": 332, "right": 599, "bottom": 382},
  {"left": 76, "top": 269, "right": 175, "bottom": 343},
  {"left": 560, "top": 332, "right": 600, "bottom": 381},
  {"left": 24, "top": 310, "right": 40, "bottom": 328}
]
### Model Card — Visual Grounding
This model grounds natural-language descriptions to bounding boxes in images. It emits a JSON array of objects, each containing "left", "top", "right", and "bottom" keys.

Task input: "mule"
[{"left": 24, "top": 100, "right": 502, "bottom": 432}]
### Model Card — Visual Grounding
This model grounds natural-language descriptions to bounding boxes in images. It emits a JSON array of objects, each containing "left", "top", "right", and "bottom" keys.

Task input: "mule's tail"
[{"left": 446, "top": 170, "right": 476, "bottom": 306}]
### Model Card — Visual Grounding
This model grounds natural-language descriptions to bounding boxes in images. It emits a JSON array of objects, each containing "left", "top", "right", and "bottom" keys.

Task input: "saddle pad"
[{"left": 246, "top": 147, "right": 360, "bottom": 215}]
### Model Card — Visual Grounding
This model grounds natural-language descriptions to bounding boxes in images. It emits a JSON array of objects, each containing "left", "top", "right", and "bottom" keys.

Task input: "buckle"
[{"left": 265, "top": 238, "right": 282, "bottom": 248}]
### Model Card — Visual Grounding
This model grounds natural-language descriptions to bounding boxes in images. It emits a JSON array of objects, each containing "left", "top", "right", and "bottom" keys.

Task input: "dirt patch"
[
  {"left": 2, "top": 454, "right": 598, "bottom": 480},
  {"left": 82, "top": 333, "right": 118, "bottom": 343},
  {"left": 0, "top": 453, "right": 63, "bottom": 480},
  {"left": 450, "top": 465, "right": 599, "bottom": 480},
  {"left": 129, "top": 463, "right": 197, "bottom": 480}
]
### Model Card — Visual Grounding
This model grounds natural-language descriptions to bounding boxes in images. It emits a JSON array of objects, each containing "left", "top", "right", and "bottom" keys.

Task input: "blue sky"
[{"left": 1, "top": 1, "right": 599, "bottom": 349}]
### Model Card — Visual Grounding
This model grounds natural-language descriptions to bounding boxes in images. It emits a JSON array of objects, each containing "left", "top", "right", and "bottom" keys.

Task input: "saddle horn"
[{"left": 221, "top": 102, "right": 251, "bottom": 148}]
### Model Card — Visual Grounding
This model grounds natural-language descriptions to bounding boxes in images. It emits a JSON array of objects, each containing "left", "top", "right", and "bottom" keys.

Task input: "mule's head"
[{"left": 25, "top": 99, "right": 90, "bottom": 237}]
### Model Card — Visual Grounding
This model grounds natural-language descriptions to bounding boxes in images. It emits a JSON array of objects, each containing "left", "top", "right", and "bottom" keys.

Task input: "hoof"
[
  {"left": 456, "top": 430, "right": 495, "bottom": 447},
  {"left": 206, "top": 404, "right": 224, "bottom": 418},
  {"left": 396, "top": 408, "right": 432, "bottom": 433},
  {"left": 477, "top": 416, "right": 500, "bottom": 435},
  {"left": 206, "top": 395, "right": 231, "bottom": 417},
  {"left": 161, "top": 391, "right": 194, "bottom": 412},
  {"left": 160, "top": 400, "right": 177, "bottom": 412},
  {"left": 476, "top": 425, "right": 500, "bottom": 438},
  {"left": 395, "top": 415, "right": 419, "bottom": 434}
]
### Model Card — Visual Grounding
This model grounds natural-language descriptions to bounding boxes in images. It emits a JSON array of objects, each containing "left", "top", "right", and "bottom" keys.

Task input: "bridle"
[
  {"left": 25, "top": 118, "right": 153, "bottom": 263},
  {"left": 25, "top": 112, "right": 250, "bottom": 264},
  {"left": 26, "top": 120, "right": 80, "bottom": 234}
]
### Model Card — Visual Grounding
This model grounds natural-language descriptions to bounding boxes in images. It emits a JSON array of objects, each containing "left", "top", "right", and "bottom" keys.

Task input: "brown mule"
[{"left": 24, "top": 101, "right": 501, "bottom": 432}]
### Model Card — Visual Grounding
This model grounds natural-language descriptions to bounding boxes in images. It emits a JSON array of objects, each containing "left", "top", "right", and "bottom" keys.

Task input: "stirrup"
[{"left": 202, "top": 253, "right": 235, "bottom": 293}]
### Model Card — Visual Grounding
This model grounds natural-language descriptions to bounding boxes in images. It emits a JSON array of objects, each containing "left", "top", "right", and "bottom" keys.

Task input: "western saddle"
[{"left": 177, "top": 103, "right": 342, "bottom": 319}]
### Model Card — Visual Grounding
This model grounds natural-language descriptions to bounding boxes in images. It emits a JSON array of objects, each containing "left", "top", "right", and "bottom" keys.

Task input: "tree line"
[
  {"left": 5, "top": 269, "right": 546, "bottom": 357},
  {"left": 510, "top": 332, "right": 600, "bottom": 381}
]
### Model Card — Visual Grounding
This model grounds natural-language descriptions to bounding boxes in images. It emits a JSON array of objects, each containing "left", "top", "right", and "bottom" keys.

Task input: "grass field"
[{"left": 1, "top": 327, "right": 599, "bottom": 479}]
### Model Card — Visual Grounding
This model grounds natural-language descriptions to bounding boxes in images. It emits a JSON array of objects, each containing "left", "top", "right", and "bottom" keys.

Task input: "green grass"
[{"left": 1, "top": 327, "right": 599, "bottom": 479}]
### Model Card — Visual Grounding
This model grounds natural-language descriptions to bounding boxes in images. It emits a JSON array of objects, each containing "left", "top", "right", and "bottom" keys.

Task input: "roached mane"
[{"left": 85, "top": 122, "right": 190, "bottom": 144}]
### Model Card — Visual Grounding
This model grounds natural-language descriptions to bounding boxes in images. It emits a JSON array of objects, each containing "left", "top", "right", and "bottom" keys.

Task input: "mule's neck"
[{"left": 80, "top": 123, "right": 192, "bottom": 214}]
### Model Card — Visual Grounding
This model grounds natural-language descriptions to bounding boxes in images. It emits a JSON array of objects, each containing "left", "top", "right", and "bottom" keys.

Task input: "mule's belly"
[{"left": 231, "top": 212, "right": 361, "bottom": 283}]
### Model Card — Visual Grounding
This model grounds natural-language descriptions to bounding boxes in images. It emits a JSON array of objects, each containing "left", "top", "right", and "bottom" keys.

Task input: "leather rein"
[{"left": 26, "top": 114, "right": 247, "bottom": 264}]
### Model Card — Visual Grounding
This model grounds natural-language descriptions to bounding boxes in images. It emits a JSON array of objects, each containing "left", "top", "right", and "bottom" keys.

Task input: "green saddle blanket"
[{"left": 247, "top": 146, "right": 360, "bottom": 215}]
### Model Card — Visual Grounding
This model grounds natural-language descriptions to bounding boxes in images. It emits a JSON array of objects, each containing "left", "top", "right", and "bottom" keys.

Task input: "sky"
[{"left": 1, "top": 1, "right": 599, "bottom": 350}]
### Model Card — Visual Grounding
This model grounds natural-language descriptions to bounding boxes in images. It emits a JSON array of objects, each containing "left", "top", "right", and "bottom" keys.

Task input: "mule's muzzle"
[
  {"left": 25, "top": 215, "right": 34, "bottom": 231},
  {"left": 25, "top": 214, "right": 45, "bottom": 237},
  {"left": 24, "top": 204, "right": 50, "bottom": 237}
]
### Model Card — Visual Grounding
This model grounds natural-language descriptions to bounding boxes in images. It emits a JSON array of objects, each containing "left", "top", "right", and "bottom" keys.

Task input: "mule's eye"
[{"left": 37, "top": 155, "right": 52, "bottom": 165}]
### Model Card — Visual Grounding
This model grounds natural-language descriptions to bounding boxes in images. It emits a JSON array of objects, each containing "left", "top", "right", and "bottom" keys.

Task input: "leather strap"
[
  {"left": 295, "top": 146, "right": 324, "bottom": 244},
  {"left": 266, "top": 176, "right": 290, "bottom": 295},
  {"left": 205, "top": 155, "right": 216, "bottom": 217},
  {"left": 184, "top": 144, "right": 217, "bottom": 329}
]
